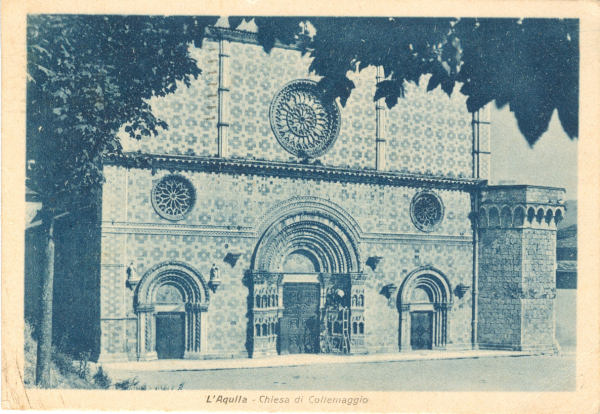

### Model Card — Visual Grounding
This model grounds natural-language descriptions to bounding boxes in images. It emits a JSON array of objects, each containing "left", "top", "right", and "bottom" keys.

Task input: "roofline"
[
  {"left": 105, "top": 152, "right": 484, "bottom": 191},
  {"left": 484, "top": 184, "right": 566, "bottom": 192}
]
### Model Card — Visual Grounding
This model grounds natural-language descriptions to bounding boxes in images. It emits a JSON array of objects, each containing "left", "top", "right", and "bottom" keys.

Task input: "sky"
[{"left": 489, "top": 106, "right": 578, "bottom": 200}]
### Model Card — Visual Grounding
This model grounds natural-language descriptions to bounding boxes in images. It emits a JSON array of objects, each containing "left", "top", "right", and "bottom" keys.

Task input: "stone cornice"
[{"left": 105, "top": 153, "right": 483, "bottom": 191}]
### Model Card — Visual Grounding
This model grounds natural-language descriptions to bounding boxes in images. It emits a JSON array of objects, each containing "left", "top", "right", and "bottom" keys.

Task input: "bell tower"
[{"left": 477, "top": 185, "right": 565, "bottom": 352}]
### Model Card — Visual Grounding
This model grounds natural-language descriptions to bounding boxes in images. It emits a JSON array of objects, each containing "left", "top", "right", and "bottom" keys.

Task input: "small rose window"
[
  {"left": 410, "top": 191, "right": 444, "bottom": 232},
  {"left": 151, "top": 174, "right": 196, "bottom": 221}
]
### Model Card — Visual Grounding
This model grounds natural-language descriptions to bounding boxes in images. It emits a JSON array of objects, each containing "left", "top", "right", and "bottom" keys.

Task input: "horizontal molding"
[
  {"left": 105, "top": 153, "right": 483, "bottom": 191},
  {"left": 102, "top": 221, "right": 472, "bottom": 245},
  {"left": 362, "top": 232, "right": 473, "bottom": 245},
  {"left": 101, "top": 221, "right": 256, "bottom": 238}
]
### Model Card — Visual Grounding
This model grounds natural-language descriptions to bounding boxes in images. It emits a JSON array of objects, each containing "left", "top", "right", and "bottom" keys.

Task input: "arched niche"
[
  {"left": 135, "top": 261, "right": 209, "bottom": 360},
  {"left": 478, "top": 208, "right": 488, "bottom": 228},
  {"left": 488, "top": 207, "right": 500, "bottom": 228},
  {"left": 397, "top": 266, "right": 452, "bottom": 351},
  {"left": 282, "top": 250, "right": 320, "bottom": 273},
  {"left": 500, "top": 206, "right": 513, "bottom": 228},
  {"left": 545, "top": 209, "right": 554, "bottom": 225},
  {"left": 527, "top": 207, "right": 536, "bottom": 223},
  {"left": 513, "top": 206, "right": 526, "bottom": 227},
  {"left": 554, "top": 209, "right": 563, "bottom": 225}
]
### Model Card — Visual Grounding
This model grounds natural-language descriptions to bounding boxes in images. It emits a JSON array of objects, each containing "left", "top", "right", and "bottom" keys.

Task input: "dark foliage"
[
  {"left": 243, "top": 16, "right": 578, "bottom": 146},
  {"left": 92, "top": 366, "right": 111, "bottom": 389},
  {"left": 27, "top": 15, "right": 218, "bottom": 212}
]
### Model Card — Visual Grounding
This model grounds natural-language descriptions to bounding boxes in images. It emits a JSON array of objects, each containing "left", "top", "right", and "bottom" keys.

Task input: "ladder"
[
  {"left": 340, "top": 308, "right": 350, "bottom": 354},
  {"left": 322, "top": 307, "right": 350, "bottom": 354}
]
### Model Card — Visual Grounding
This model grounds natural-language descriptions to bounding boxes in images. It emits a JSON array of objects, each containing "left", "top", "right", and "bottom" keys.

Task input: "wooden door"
[
  {"left": 280, "top": 283, "right": 320, "bottom": 354},
  {"left": 410, "top": 311, "right": 433, "bottom": 350},
  {"left": 155, "top": 312, "right": 185, "bottom": 359}
]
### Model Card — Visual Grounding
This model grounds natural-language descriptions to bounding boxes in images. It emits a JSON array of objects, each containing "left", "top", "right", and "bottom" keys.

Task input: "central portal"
[
  {"left": 249, "top": 197, "right": 366, "bottom": 357},
  {"left": 280, "top": 282, "right": 320, "bottom": 354}
]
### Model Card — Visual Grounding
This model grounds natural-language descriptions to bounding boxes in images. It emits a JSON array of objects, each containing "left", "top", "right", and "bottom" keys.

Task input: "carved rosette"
[
  {"left": 410, "top": 191, "right": 444, "bottom": 232},
  {"left": 269, "top": 79, "right": 341, "bottom": 158},
  {"left": 151, "top": 174, "right": 196, "bottom": 221}
]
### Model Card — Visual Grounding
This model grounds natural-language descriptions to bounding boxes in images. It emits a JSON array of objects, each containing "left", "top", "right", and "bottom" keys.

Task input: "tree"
[
  {"left": 27, "top": 14, "right": 218, "bottom": 386},
  {"left": 243, "top": 17, "right": 578, "bottom": 146}
]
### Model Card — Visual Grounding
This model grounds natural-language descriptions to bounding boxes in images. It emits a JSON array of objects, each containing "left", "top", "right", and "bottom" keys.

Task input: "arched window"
[
  {"left": 255, "top": 295, "right": 261, "bottom": 308},
  {"left": 262, "top": 323, "right": 268, "bottom": 336},
  {"left": 352, "top": 295, "right": 357, "bottom": 306},
  {"left": 353, "top": 322, "right": 358, "bottom": 334},
  {"left": 358, "top": 322, "right": 364, "bottom": 334},
  {"left": 358, "top": 294, "right": 364, "bottom": 307},
  {"left": 255, "top": 324, "right": 261, "bottom": 336}
]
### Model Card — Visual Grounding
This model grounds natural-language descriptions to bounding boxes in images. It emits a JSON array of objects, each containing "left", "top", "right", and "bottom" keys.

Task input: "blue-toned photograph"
[{"left": 24, "top": 15, "right": 577, "bottom": 392}]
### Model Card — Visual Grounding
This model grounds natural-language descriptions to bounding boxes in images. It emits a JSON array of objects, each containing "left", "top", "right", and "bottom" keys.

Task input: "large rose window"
[
  {"left": 269, "top": 79, "right": 341, "bottom": 158},
  {"left": 410, "top": 191, "right": 444, "bottom": 232},
  {"left": 151, "top": 174, "right": 196, "bottom": 221}
]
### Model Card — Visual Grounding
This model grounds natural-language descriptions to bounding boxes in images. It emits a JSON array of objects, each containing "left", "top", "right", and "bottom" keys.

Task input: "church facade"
[{"left": 93, "top": 26, "right": 564, "bottom": 362}]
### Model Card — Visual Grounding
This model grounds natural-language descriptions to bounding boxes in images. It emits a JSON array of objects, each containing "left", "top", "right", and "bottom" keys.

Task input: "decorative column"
[
  {"left": 217, "top": 37, "right": 230, "bottom": 158},
  {"left": 184, "top": 303, "right": 206, "bottom": 359},
  {"left": 471, "top": 106, "right": 491, "bottom": 180},
  {"left": 375, "top": 66, "right": 387, "bottom": 170},
  {"left": 349, "top": 272, "right": 367, "bottom": 354},
  {"left": 136, "top": 304, "right": 157, "bottom": 361},
  {"left": 250, "top": 272, "right": 281, "bottom": 357},
  {"left": 399, "top": 304, "right": 411, "bottom": 351}
]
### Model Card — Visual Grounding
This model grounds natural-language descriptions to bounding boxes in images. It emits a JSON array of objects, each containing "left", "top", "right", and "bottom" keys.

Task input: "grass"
[{"left": 24, "top": 322, "right": 183, "bottom": 389}]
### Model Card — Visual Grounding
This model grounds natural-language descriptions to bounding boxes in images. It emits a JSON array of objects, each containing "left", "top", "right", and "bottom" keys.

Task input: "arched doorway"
[
  {"left": 398, "top": 267, "right": 452, "bottom": 351},
  {"left": 249, "top": 197, "right": 364, "bottom": 357},
  {"left": 135, "top": 261, "right": 209, "bottom": 360}
]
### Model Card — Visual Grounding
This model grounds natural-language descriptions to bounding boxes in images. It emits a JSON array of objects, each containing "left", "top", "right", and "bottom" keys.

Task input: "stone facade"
[
  {"left": 26, "top": 26, "right": 560, "bottom": 362},
  {"left": 98, "top": 165, "right": 475, "bottom": 360}
]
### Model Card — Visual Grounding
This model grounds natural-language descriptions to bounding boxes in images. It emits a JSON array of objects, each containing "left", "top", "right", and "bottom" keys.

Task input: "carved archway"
[
  {"left": 252, "top": 197, "right": 362, "bottom": 273},
  {"left": 397, "top": 266, "right": 452, "bottom": 351},
  {"left": 135, "top": 261, "right": 209, "bottom": 360},
  {"left": 249, "top": 197, "right": 365, "bottom": 356}
]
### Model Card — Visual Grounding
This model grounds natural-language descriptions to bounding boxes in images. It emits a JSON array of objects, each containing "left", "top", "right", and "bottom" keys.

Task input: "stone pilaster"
[
  {"left": 217, "top": 38, "right": 230, "bottom": 157},
  {"left": 375, "top": 66, "right": 386, "bottom": 170}
]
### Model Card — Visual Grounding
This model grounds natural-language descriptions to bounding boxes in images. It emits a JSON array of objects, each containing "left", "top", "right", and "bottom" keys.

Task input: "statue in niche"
[{"left": 210, "top": 263, "right": 220, "bottom": 284}]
